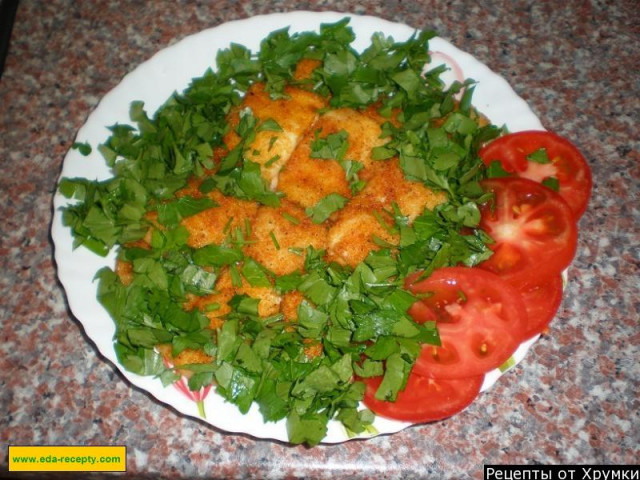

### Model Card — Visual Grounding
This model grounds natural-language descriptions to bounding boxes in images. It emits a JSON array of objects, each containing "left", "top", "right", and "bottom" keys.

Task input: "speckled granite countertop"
[{"left": 1, "top": 0, "right": 638, "bottom": 478}]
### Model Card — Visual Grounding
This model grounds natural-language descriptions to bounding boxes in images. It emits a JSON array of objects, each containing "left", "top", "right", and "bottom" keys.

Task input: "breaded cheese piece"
[
  {"left": 276, "top": 130, "right": 350, "bottom": 209},
  {"left": 180, "top": 190, "right": 259, "bottom": 249},
  {"left": 319, "top": 108, "right": 389, "bottom": 174},
  {"left": 155, "top": 343, "right": 213, "bottom": 367},
  {"left": 215, "top": 266, "right": 281, "bottom": 318},
  {"left": 293, "top": 58, "right": 322, "bottom": 81},
  {"left": 183, "top": 266, "right": 281, "bottom": 321},
  {"left": 278, "top": 108, "right": 389, "bottom": 208},
  {"left": 244, "top": 200, "right": 328, "bottom": 276},
  {"left": 224, "top": 83, "right": 326, "bottom": 189},
  {"left": 326, "top": 203, "right": 399, "bottom": 268},
  {"left": 280, "top": 290, "right": 305, "bottom": 322},
  {"left": 183, "top": 289, "right": 233, "bottom": 330},
  {"left": 115, "top": 259, "right": 134, "bottom": 286},
  {"left": 278, "top": 108, "right": 386, "bottom": 208},
  {"left": 356, "top": 158, "right": 447, "bottom": 222}
]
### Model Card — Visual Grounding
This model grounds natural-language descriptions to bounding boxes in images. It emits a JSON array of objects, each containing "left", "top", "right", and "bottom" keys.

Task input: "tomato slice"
[
  {"left": 478, "top": 177, "right": 577, "bottom": 289},
  {"left": 407, "top": 267, "right": 527, "bottom": 379},
  {"left": 519, "top": 274, "right": 564, "bottom": 340},
  {"left": 363, "top": 371, "right": 484, "bottom": 422},
  {"left": 479, "top": 130, "right": 592, "bottom": 219}
]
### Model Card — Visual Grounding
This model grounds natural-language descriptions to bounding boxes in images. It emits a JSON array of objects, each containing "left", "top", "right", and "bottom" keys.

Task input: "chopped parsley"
[
  {"left": 542, "top": 176, "right": 560, "bottom": 192},
  {"left": 72, "top": 141, "right": 92, "bottom": 156},
  {"left": 281, "top": 211, "right": 300, "bottom": 225},
  {"left": 305, "top": 193, "right": 349, "bottom": 224},
  {"left": 310, "top": 129, "right": 349, "bottom": 161},
  {"left": 310, "top": 129, "right": 365, "bottom": 193},
  {"left": 527, "top": 147, "right": 551, "bottom": 164}
]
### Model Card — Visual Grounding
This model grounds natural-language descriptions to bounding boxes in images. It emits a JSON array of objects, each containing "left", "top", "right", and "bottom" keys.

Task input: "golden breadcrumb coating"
[
  {"left": 224, "top": 83, "right": 326, "bottom": 189},
  {"left": 115, "top": 259, "right": 134, "bottom": 287},
  {"left": 355, "top": 158, "right": 446, "bottom": 222},
  {"left": 180, "top": 190, "right": 259, "bottom": 249},
  {"left": 316, "top": 108, "right": 388, "bottom": 173},
  {"left": 213, "top": 267, "right": 281, "bottom": 318},
  {"left": 277, "top": 131, "right": 351, "bottom": 209},
  {"left": 155, "top": 344, "right": 213, "bottom": 367},
  {"left": 278, "top": 107, "right": 390, "bottom": 208},
  {"left": 302, "top": 338, "right": 324, "bottom": 359},
  {"left": 280, "top": 290, "right": 305, "bottom": 322},
  {"left": 293, "top": 58, "right": 322, "bottom": 81},
  {"left": 183, "top": 290, "right": 232, "bottom": 330},
  {"left": 244, "top": 200, "right": 328, "bottom": 276},
  {"left": 326, "top": 203, "right": 399, "bottom": 268}
]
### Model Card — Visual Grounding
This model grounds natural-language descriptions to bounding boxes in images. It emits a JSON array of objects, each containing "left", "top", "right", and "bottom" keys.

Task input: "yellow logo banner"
[{"left": 8, "top": 445, "right": 126, "bottom": 472}]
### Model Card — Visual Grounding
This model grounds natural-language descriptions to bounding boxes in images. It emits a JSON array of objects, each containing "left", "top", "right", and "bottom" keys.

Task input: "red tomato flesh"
[
  {"left": 479, "top": 177, "right": 577, "bottom": 289},
  {"left": 407, "top": 267, "right": 528, "bottom": 379},
  {"left": 363, "top": 371, "right": 484, "bottom": 423},
  {"left": 519, "top": 274, "right": 564, "bottom": 340},
  {"left": 479, "top": 130, "right": 592, "bottom": 218}
]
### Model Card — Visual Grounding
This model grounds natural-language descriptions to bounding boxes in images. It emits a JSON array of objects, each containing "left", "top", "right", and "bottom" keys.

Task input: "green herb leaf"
[
  {"left": 298, "top": 271, "right": 337, "bottom": 306},
  {"left": 305, "top": 193, "right": 348, "bottom": 224},
  {"left": 286, "top": 411, "right": 328, "bottom": 447},
  {"left": 297, "top": 301, "right": 329, "bottom": 338},
  {"left": 72, "top": 142, "right": 92, "bottom": 156},
  {"left": 486, "top": 160, "right": 512, "bottom": 178},
  {"left": 193, "top": 245, "right": 244, "bottom": 267},
  {"left": 275, "top": 271, "right": 303, "bottom": 292},
  {"left": 310, "top": 129, "right": 349, "bottom": 160},
  {"left": 281, "top": 211, "right": 301, "bottom": 225},
  {"left": 527, "top": 148, "right": 551, "bottom": 164},
  {"left": 156, "top": 196, "right": 217, "bottom": 227},
  {"left": 374, "top": 352, "right": 412, "bottom": 402},
  {"left": 542, "top": 176, "right": 560, "bottom": 192},
  {"left": 241, "top": 258, "right": 272, "bottom": 287},
  {"left": 258, "top": 118, "right": 283, "bottom": 132}
]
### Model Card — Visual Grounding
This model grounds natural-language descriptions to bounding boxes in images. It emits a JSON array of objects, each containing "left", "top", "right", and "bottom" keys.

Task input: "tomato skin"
[
  {"left": 407, "top": 267, "right": 528, "bottom": 379},
  {"left": 363, "top": 372, "right": 484, "bottom": 423},
  {"left": 479, "top": 130, "right": 592, "bottom": 219},
  {"left": 519, "top": 274, "right": 564, "bottom": 340},
  {"left": 479, "top": 177, "right": 578, "bottom": 289}
]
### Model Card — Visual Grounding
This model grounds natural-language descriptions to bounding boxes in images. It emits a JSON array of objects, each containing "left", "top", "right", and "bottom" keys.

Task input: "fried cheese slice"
[
  {"left": 183, "top": 287, "right": 233, "bottom": 330},
  {"left": 326, "top": 203, "right": 399, "bottom": 268},
  {"left": 155, "top": 344, "right": 213, "bottom": 367},
  {"left": 280, "top": 290, "right": 305, "bottom": 322},
  {"left": 355, "top": 158, "right": 447, "bottom": 222},
  {"left": 278, "top": 107, "right": 388, "bottom": 208},
  {"left": 244, "top": 200, "right": 328, "bottom": 276},
  {"left": 224, "top": 83, "right": 326, "bottom": 190},
  {"left": 325, "top": 157, "right": 446, "bottom": 267},
  {"left": 184, "top": 266, "right": 281, "bottom": 323},
  {"left": 319, "top": 108, "right": 389, "bottom": 175},
  {"left": 180, "top": 189, "right": 259, "bottom": 249}
]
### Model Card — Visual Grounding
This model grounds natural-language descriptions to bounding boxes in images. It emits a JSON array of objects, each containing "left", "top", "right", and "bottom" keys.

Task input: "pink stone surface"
[{"left": 0, "top": 1, "right": 638, "bottom": 478}]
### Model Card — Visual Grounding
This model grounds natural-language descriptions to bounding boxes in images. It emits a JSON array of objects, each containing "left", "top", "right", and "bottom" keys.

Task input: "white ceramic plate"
[{"left": 52, "top": 11, "right": 545, "bottom": 444}]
